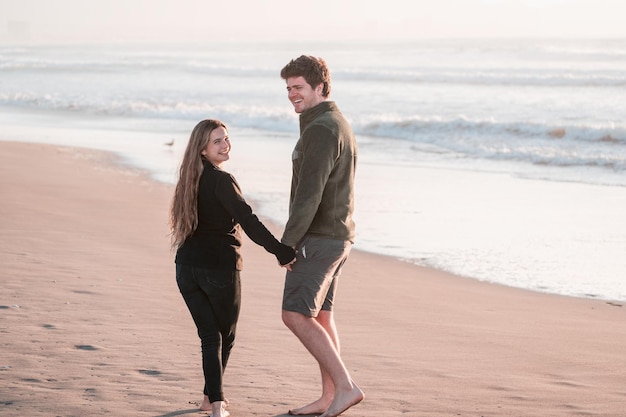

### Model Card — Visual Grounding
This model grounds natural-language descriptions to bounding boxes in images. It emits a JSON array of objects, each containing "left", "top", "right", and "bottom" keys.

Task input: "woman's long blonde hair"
[{"left": 170, "top": 119, "right": 227, "bottom": 250}]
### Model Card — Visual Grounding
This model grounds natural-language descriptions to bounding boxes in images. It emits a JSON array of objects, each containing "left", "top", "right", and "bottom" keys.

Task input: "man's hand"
[{"left": 280, "top": 257, "right": 296, "bottom": 271}]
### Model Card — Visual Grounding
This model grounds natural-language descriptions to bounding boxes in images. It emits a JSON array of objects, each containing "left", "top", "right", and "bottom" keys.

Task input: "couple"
[{"left": 170, "top": 55, "right": 364, "bottom": 417}]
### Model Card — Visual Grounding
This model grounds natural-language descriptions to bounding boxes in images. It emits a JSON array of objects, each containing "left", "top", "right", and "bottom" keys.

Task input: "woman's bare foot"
[
  {"left": 199, "top": 395, "right": 211, "bottom": 411},
  {"left": 318, "top": 384, "right": 364, "bottom": 417},
  {"left": 199, "top": 396, "right": 230, "bottom": 413},
  {"left": 288, "top": 396, "right": 332, "bottom": 415}
]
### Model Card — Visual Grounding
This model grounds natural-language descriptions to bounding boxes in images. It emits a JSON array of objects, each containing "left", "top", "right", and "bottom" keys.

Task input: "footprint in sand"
[
  {"left": 75, "top": 344, "right": 99, "bottom": 351},
  {"left": 138, "top": 369, "right": 162, "bottom": 376}
]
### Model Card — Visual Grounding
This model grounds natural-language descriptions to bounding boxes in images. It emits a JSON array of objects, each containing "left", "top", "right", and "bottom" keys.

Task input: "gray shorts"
[{"left": 282, "top": 235, "right": 352, "bottom": 317}]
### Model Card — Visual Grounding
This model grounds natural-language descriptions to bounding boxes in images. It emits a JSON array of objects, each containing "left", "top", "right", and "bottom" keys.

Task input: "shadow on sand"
[{"left": 153, "top": 408, "right": 203, "bottom": 417}]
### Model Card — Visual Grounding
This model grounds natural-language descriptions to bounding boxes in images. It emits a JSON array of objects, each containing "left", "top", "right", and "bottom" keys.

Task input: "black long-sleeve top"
[{"left": 175, "top": 160, "right": 295, "bottom": 270}]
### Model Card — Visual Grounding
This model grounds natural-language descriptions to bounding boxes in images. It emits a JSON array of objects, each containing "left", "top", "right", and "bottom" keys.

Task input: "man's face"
[{"left": 285, "top": 76, "right": 325, "bottom": 114}]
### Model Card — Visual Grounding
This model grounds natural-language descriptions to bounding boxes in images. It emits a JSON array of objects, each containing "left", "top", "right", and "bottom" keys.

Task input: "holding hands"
[{"left": 276, "top": 244, "right": 296, "bottom": 271}]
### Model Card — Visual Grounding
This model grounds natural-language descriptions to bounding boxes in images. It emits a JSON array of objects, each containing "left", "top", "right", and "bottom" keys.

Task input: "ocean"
[{"left": 1, "top": 38, "right": 625, "bottom": 301}]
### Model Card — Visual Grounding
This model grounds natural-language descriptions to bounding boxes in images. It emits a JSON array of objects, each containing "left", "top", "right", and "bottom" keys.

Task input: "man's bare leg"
[
  {"left": 288, "top": 311, "right": 336, "bottom": 415},
  {"left": 283, "top": 310, "right": 364, "bottom": 417}
]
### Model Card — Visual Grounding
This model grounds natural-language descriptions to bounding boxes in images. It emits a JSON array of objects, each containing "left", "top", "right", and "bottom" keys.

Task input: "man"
[{"left": 279, "top": 55, "right": 364, "bottom": 417}]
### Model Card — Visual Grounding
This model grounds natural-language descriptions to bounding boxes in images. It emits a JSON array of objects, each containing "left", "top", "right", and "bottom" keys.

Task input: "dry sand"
[{"left": 1, "top": 141, "right": 625, "bottom": 417}]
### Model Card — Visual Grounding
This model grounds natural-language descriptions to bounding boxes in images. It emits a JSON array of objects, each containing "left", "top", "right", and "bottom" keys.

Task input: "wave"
[
  {"left": 3, "top": 90, "right": 624, "bottom": 147},
  {"left": 5, "top": 65, "right": 625, "bottom": 88},
  {"left": 540, "top": 40, "right": 626, "bottom": 60},
  {"left": 2, "top": 54, "right": 625, "bottom": 87},
  {"left": 353, "top": 116, "right": 626, "bottom": 172},
  {"left": 336, "top": 67, "right": 626, "bottom": 87},
  {"left": 3, "top": 89, "right": 624, "bottom": 173},
  {"left": 0, "top": 90, "right": 296, "bottom": 129},
  {"left": 3, "top": 89, "right": 624, "bottom": 145},
  {"left": 0, "top": 59, "right": 281, "bottom": 82},
  {"left": 355, "top": 116, "right": 626, "bottom": 145}
]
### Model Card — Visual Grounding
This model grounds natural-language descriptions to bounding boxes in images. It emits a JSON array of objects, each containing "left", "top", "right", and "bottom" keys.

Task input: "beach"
[{"left": 1, "top": 140, "right": 626, "bottom": 417}]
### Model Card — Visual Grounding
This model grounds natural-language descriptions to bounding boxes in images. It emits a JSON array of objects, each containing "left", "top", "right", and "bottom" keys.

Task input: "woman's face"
[{"left": 202, "top": 126, "right": 230, "bottom": 167}]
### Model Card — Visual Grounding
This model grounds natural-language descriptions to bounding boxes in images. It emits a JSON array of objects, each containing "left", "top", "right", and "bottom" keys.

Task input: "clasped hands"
[{"left": 280, "top": 257, "right": 296, "bottom": 271}]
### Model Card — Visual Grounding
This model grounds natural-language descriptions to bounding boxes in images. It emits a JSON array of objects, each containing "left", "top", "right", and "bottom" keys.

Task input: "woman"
[{"left": 170, "top": 119, "right": 295, "bottom": 417}]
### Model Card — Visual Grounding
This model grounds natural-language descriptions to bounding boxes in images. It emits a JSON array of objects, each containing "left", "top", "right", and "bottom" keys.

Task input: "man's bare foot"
[
  {"left": 288, "top": 397, "right": 332, "bottom": 415},
  {"left": 318, "top": 384, "right": 364, "bottom": 417}
]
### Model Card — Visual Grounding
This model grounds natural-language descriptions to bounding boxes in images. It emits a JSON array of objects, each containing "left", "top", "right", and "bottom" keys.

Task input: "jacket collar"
[{"left": 299, "top": 101, "right": 336, "bottom": 130}]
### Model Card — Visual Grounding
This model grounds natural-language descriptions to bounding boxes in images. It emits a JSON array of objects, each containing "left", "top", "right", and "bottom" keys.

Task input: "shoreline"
[
  {"left": 2, "top": 140, "right": 626, "bottom": 417},
  {"left": 2, "top": 102, "right": 625, "bottom": 302}
]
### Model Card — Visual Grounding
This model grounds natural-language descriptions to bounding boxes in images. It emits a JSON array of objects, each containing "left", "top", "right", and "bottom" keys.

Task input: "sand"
[{"left": 1, "top": 140, "right": 625, "bottom": 417}]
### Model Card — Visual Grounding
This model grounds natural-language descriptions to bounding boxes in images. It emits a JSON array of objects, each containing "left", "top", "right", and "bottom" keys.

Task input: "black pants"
[{"left": 176, "top": 264, "right": 241, "bottom": 403}]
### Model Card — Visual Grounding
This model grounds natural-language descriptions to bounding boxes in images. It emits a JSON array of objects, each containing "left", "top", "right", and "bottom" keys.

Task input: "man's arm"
[{"left": 282, "top": 125, "right": 338, "bottom": 246}]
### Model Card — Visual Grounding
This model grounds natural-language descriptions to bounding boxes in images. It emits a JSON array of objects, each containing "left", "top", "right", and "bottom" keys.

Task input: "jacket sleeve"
[
  {"left": 281, "top": 124, "right": 338, "bottom": 247},
  {"left": 216, "top": 173, "right": 295, "bottom": 265}
]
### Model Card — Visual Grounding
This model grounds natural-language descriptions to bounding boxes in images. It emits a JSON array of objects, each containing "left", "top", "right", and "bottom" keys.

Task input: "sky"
[{"left": 0, "top": 0, "right": 625, "bottom": 43}]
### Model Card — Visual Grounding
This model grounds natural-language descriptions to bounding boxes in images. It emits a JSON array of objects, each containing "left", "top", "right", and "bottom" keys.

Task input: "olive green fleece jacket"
[{"left": 281, "top": 101, "right": 357, "bottom": 247}]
